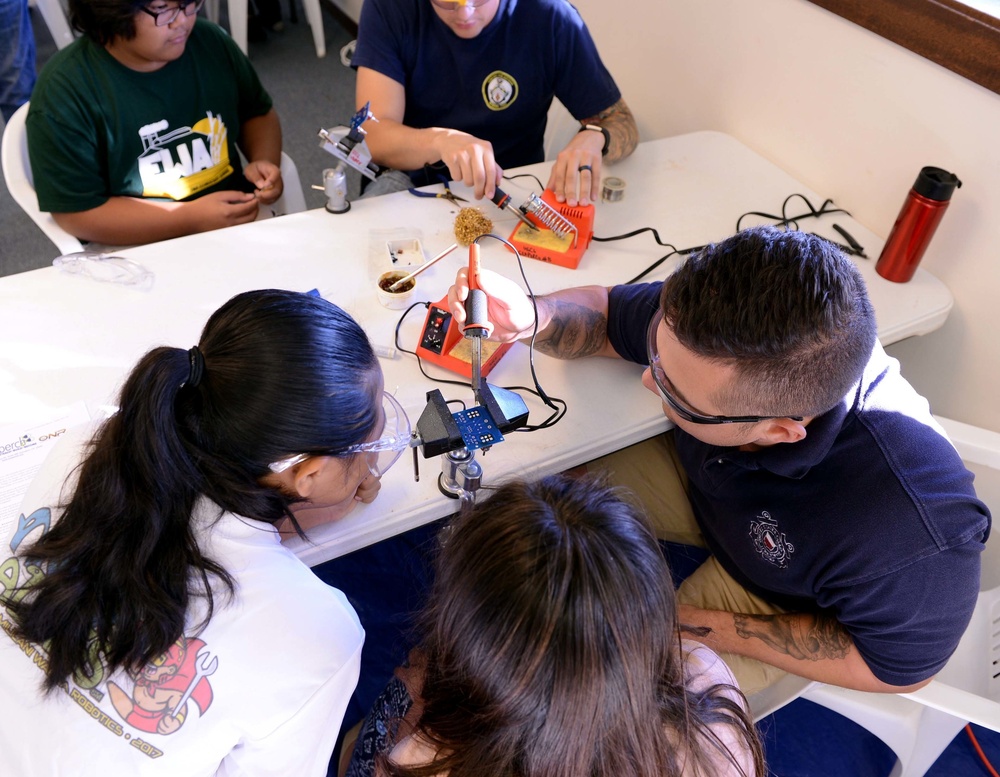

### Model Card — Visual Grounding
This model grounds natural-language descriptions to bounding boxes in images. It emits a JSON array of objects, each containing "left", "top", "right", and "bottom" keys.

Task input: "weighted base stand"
[{"left": 437, "top": 447, "right": 483, "bottom": 505}]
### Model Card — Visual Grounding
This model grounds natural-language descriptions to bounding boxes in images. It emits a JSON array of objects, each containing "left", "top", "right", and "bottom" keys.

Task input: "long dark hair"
[
  {"left": 8, "top": 289, "right": 379, "bottom": 692},
  {"left": 385, "top": 475, "right": 765, "bottom": 777}
]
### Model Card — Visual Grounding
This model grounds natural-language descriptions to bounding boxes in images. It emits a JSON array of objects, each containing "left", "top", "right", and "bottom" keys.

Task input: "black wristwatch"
[{"left": 578, "top": 124, "right": 610, "bottom": 157}]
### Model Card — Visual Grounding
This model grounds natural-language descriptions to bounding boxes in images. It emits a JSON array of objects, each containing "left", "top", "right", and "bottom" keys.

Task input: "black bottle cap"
[{"left": 913, "top": 167, "right": 962, "bottom": 201}]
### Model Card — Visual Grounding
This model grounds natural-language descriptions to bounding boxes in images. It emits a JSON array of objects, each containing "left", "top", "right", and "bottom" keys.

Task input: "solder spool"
[{"left": 602, "top": 176, "right": 626, "bottom": 203}]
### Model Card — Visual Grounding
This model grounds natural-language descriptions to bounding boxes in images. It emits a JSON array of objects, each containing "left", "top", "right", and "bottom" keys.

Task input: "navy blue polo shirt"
[
  {"left": 353, "top": 0, "right": 621, "bottom": 179},
  {"left": 607, "top": 282, "right": 991, "bottom": 686}
]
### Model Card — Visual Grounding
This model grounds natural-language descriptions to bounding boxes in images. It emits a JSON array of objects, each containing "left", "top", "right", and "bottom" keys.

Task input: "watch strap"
[{"left": 578, "top": 124, "right": 610, "bottom": 157}]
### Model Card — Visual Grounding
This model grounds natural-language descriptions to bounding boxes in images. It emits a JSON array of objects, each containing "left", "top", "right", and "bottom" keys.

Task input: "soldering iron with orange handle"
[{"left": 462, "top": 241, "right": 494, "bottom": 398}]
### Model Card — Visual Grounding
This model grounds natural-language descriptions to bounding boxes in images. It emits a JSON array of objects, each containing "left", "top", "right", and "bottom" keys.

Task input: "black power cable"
[{"left": 392, "top": 234, "right": 567, "bottom": 433}]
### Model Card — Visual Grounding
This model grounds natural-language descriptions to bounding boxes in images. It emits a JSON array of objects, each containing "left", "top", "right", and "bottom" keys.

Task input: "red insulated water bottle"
[{"left": 875, "top": 167, "right": 962, "bottom": 283}]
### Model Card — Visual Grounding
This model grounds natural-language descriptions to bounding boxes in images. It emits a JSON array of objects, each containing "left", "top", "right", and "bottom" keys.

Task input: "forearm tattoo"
[
  {"left": 733, "top": 612, "right": 852, "bottom": 662},
  {"left": 535, "top": 299, "right": 608, "bottom": 359},
  {"left": 584, "top": 98, "right": 639, "bottom": 163}
]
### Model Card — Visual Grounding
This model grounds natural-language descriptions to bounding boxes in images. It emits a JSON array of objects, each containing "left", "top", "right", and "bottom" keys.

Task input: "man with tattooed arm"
[
  {"left": 448, "top": 225, "right": 991, "bottom": 695},
  {"left": 351, "top": 0, "right": 637, "bottom": 206}
]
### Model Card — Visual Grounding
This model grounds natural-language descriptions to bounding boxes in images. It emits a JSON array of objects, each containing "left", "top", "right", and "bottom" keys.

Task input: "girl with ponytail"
[{"left": 1, "top": 289, "right": 412, "bottom": 776}]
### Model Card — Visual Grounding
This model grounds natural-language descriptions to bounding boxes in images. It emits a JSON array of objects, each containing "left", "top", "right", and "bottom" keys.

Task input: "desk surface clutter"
[{"left": 0, "top": 131, "right": 953, "bottom": 564}]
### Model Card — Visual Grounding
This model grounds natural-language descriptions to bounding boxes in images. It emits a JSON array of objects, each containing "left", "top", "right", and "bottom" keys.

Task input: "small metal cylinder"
[
  {"left": 439, "top": 448, "right": 483, "bottom": 503},
  {"left": 323, "top": 166, "right": 350, "bottom": 213},
  {"left": 602, "top": 176, "right": 626, "bottom": 203}
]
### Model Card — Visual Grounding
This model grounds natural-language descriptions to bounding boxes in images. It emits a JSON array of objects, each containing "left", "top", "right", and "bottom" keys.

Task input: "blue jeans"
[{"left": 0, "top": 0, "right": 36, "bottom": 123}]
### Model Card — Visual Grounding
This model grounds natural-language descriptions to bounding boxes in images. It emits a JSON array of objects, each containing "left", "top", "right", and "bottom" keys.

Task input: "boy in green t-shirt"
[{"left": 27, "top": 0, "right": 285, "bottom": 246}]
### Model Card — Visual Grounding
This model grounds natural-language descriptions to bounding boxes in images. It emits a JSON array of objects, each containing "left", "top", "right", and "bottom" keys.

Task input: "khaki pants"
[{"left": 586, "top": 432, "right": 787, "bottom": 696}]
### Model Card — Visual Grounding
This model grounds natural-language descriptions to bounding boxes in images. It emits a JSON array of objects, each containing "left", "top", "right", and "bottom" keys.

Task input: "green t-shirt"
[{"left": 27, "top": 19, "right": 273, "bottom": 213}]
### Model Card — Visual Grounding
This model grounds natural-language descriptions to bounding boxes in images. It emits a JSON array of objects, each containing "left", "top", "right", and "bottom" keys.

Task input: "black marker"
[{"left": 832, "top": 223, "right": 867, "bottom": 258}]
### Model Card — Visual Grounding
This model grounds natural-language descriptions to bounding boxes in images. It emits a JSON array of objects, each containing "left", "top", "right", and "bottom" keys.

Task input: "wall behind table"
[{"left": 572, "top": 0, "right": 1000, "bottom": 433}]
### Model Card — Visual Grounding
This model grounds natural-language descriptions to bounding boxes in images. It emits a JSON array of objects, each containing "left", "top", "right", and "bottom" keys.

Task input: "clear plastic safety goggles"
[{"left": 268, "top": 391, "right": 412, "bottom": 477}]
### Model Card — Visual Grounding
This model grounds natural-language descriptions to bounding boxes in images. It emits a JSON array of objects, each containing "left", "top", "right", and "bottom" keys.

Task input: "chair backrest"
[
  {"left": 203, "top": 0, "right": 326, "bottom": 58},
  {"left": 245, "top": 150, "right": 308, "bottom": 219},
  {"left": 240, "top": 151, "right": 307, "bottom": 221},
  {"left": 33, "top": 0, "right": 76, "bottom": 49},
  {"left": 276, "top": 151, "right": 307, "bottom": 215},
  {"left": 1, "top": 102, "right": 85, "bottom": 256}
]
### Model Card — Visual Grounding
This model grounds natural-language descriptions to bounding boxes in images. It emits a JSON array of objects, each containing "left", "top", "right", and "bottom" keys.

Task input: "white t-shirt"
[
  {"left": 681, "top": 639, "right": 757, "bottom": 777},
  {"left": 0, "top": 426, "right": 365, "bottom": 776}
]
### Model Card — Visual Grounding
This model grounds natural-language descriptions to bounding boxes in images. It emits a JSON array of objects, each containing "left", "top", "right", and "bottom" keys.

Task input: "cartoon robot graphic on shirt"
[
  {"left": 107, "top": 636, "right": 217, "bottom": 736},
  {"left": 136, "top": 112, "right": 234, "bottom": 201}
]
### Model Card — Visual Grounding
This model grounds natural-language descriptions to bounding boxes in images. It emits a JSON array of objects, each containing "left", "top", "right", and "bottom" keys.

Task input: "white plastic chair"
[
  {"left": 204, "top": 0, "right": 326, "bottom": 57},
  {"left": 30, "top": 0, "right": 75, "bottom": 49},
  {"left": 1, "top": 102, "right": 85, "bottom": 256},
  {"left": 748, "top": 414, "right": 1000, "bottom": 777},
  {"left": 245, "top": 150, "right": 307, "bottom": 217},
  {"left": 275, "top": 150, "right": 307, "bottom": 214}
]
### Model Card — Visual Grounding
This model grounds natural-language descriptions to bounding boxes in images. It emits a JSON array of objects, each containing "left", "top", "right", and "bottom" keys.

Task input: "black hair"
[
  {"left": 660, "top": 226, "right": 876, "bottom": 418},
  {"left": 7, "top": 289, "right": 379, "bottom": 692},
  {"left": 69, "top": 0, "right": 149, "bottom": 45}
]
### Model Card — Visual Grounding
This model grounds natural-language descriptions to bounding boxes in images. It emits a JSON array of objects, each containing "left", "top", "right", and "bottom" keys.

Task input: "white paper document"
[{"left": 0, "top": 403, "right": 91, "bottom": 542}]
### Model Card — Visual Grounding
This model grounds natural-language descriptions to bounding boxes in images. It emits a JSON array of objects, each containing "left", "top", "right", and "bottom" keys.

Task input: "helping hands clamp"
[
  {"left": 318, "top": 102, "right": 381, "bottom": 181},
  {"left": 409, "top": 242, "right": 528, "bottom": 504}
]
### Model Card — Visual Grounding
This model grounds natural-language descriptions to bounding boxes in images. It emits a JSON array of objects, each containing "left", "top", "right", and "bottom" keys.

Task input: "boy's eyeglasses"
[
  {"left": 140, "top": 0, "right": 206, "bottom": 27},
  {"left": 646, "top": 310, "right": 803, "bottom": 426},
  {"left": 268, "top": 391, "right": 412, "bottom": 477}
]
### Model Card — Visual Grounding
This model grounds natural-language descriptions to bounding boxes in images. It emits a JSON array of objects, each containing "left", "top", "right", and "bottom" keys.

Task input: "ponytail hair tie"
[{"left": 186, "top": 346, "right": 205, "bottom": 388}]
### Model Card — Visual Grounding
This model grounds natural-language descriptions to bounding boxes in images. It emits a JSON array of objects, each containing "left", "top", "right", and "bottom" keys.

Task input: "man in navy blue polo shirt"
[
  {"left": 351, "top": 0, "right": 637, "bottom": 206},
  {"left": 447, "top": 225, "right": 991, "bottom": 695}
]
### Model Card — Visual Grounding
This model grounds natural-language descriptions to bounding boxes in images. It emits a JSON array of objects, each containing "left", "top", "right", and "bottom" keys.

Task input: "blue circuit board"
[{"left": 453, "top": 406, "right": 505, "bottom": 451}]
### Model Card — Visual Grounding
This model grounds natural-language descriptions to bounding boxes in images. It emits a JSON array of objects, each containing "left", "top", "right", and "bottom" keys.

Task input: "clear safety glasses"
[
  {"left": 268, "top": 391, "right": 412, "bottom": 477},
  {"left": 646, "top": 309, "right": 802, "bottom": 426},
  {"left": 53, "top": 252, "right": 154, "bottom": 290}
]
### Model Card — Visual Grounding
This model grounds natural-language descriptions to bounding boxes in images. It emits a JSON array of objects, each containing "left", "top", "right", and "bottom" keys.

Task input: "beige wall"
[{"left": 573, "top": 0, "right": 1000, "bottom": 432}]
